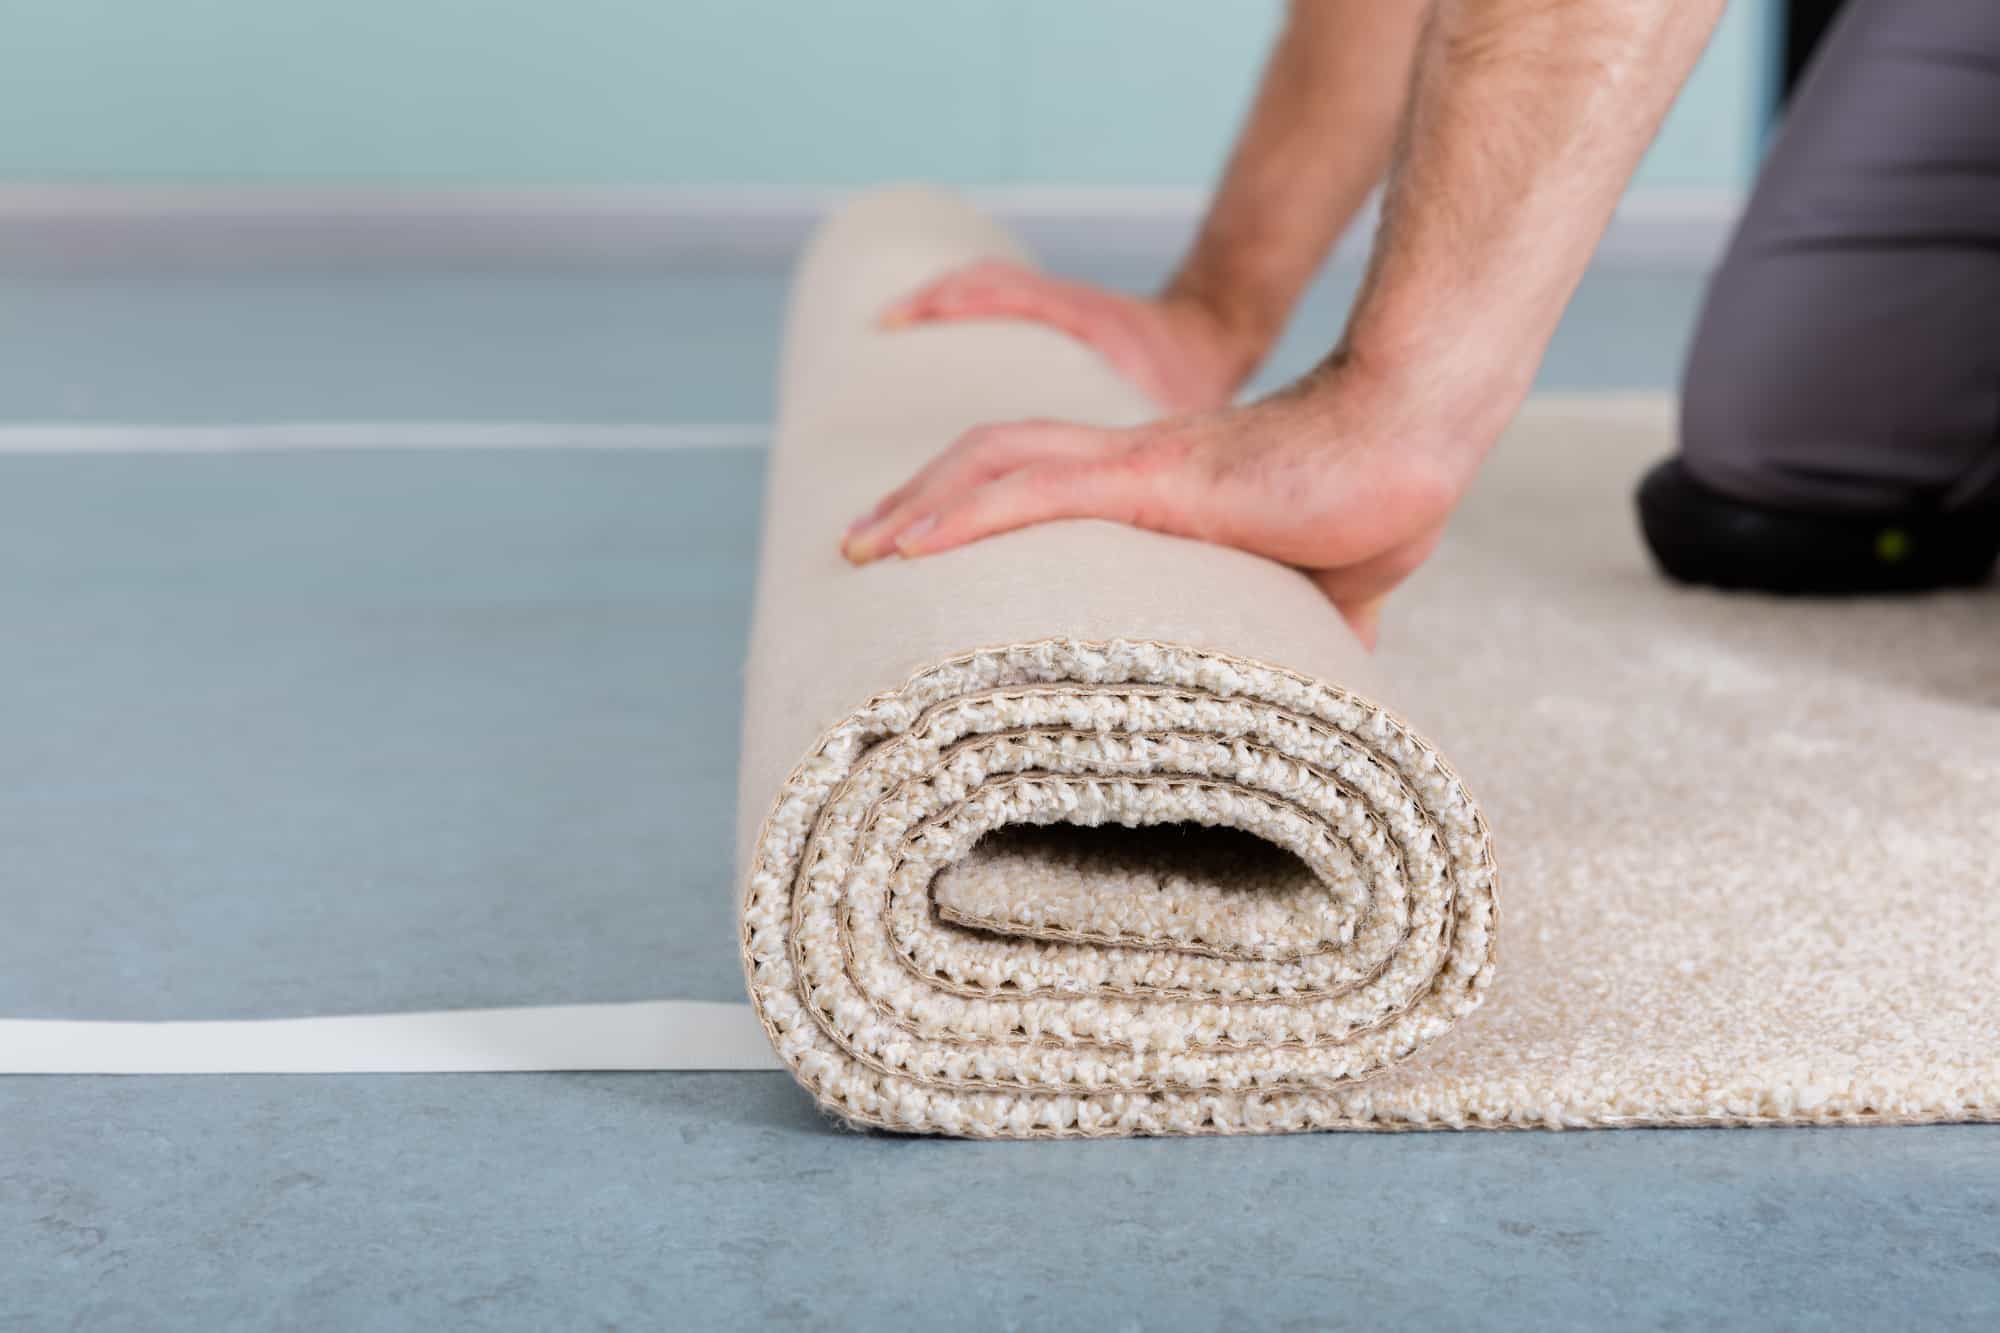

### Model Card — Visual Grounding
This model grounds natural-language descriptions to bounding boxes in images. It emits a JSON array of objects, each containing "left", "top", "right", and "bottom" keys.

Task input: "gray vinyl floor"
[{"left": 3, "top": 256, "right": 1995, "bottom": 1331}]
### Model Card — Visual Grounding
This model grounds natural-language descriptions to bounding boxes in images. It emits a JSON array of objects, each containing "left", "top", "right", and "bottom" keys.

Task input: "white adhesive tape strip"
[
  {"left": 0, "top": 1001, "right": 782, "bottom": 1074},
  {"left": 0, "top": 422, "right": 769, "bottom": 454}
]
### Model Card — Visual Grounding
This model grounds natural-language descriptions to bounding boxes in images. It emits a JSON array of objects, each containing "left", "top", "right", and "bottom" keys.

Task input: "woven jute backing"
[{"left": 736, "top": 189, "right": 2000, "bottom": 1138}]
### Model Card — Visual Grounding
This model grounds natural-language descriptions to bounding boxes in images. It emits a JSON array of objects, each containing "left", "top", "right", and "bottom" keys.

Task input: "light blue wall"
[{"left": 0, "top": 0, "right": 1770, "bottom": 189}]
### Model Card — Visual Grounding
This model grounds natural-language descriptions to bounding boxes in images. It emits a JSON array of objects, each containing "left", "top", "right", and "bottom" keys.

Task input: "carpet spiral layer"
[{"left": 740, "top": 639, "right": 1497, "bottom": 1136}]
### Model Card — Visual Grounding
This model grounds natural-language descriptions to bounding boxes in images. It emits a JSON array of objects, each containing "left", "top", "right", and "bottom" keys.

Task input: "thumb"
[
  {"left": 1336, "top": 595, "right": 1387, "bottom": 651},
  {"left": 1311, "top": 525, "right": 1446, "bottom": 650}
]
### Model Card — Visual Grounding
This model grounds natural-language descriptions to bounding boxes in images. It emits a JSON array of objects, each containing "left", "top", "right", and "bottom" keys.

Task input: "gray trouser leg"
[{"left": 1679, "top": 0, "right": 2000, "bottom": 514}]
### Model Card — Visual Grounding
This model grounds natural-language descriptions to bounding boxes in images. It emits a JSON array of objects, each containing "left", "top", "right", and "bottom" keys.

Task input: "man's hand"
[
  {"left": 840, "top": 374, "right": 1479, "bottom": 648},
  {"left": 879, "top": 259, "right": 1250, "bottom": 414},
  {"left": 840, "top": 0, "right": 1724, "bottom": 649}
]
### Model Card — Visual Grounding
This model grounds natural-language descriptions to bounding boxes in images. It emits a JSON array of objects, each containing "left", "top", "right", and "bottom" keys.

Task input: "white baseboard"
[{"left": 0, "top": 184, "right": 1740, "bottom": 271}]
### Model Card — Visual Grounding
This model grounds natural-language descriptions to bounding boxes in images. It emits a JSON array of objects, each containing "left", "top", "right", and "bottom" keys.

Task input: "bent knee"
[{"left": 1679, "top": 253, "right": 2000, "bottom": 513}]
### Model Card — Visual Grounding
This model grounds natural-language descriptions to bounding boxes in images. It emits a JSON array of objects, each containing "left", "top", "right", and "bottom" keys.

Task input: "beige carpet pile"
[{"left": 736, "top": 187, "right": 2000, "bottom": 1138}]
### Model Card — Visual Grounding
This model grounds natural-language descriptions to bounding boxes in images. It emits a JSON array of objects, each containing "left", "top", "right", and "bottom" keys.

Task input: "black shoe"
[{"left": 1636, "top": 458, "right": 2000, "bottom": 594}]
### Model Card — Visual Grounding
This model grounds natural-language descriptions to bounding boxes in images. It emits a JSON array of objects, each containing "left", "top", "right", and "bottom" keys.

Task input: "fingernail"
[{"left": 893, "top": 514, "right": 937, "bottom": 555}]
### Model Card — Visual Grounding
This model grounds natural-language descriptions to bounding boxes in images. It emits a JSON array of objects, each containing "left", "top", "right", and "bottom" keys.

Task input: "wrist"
[
  {"left": 1331, "top": 305, "right": 1540, "bottom": 447},
  {"left": 1157, "top": 271, "right": 1287, "bottom": 392},
  {"left": 1294, "top": 338, "right": 1519, "bottom": 486}
]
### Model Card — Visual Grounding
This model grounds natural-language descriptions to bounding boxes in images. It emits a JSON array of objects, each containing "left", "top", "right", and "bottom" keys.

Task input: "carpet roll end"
[{"left": 740, "top": 638, "right": 1497, "bottom": 1138}]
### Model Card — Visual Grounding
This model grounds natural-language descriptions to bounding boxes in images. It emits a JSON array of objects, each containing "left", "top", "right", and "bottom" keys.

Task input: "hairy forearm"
[
  {"left": 1163, "top": 0, "right": 1428, "bottom": 387},
  {"left": 1335, "top": 0, "right": 1725, "bottom": 436}
]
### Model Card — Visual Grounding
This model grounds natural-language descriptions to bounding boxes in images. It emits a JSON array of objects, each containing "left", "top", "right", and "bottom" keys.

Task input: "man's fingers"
[
  {"left": 879, "top": 261, "right": 1051, "bottom": 328},
  {"left": 894, "top": 456, "right": 1151, "bottom": 559},
  {"left": 877, "top": 263, "right": 1193, "bottom": 413},
  {"left": 840, "top": 425, "right": 1015, "bottom": 561},
  {"left": 841, "top": 422, "right": 1115, "bottom": 563},
  {"left": 839, "top": 470, "right": 935, "bottom": 556}
]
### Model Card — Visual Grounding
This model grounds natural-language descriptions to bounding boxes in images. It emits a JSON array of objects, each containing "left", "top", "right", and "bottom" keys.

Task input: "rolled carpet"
[{"left": 736, "top": 189, "right": 1497, "bottom": 1137}]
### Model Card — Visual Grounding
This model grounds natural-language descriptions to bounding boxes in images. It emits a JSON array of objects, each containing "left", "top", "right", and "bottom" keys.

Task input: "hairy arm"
[
  {"left": 876, "top": 0, "right": 1427, "bottom": 409},
  {"left": 1161, "top": 0, "right": 1432, "bottom": 387},
  {"left": 1335, "top": 0, "right": 1728, "bottom": 438}
]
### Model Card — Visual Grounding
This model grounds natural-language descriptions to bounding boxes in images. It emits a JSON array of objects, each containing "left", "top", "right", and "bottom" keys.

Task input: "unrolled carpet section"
[{"left": 737, "top": 189, "right": 1498, "bottom": 1136}]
